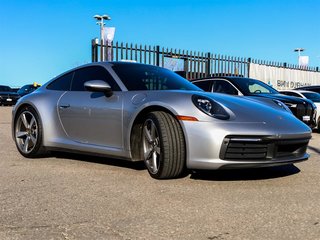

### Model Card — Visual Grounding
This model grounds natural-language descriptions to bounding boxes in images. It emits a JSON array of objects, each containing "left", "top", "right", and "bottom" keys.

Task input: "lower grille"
[
  {"left": 224, "top": 142, "right": 268, "bottom": 159},
  {"left": 220, "top": 136, "right": 309, "bottom": 161}
]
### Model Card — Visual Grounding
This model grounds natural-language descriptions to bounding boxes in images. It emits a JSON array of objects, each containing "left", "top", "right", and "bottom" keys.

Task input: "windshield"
[
  {"left": 235, "top": 78, "right": 279, "bottom": 95},
  {"left": 112, "top": 63, "right": 201, "bottom": 91},
  {"left": 302, "top": 92, "right": 320, "bottom": 103}
]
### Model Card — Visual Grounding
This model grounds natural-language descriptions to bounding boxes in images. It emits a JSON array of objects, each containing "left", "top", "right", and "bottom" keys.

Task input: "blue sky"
[{"left": 1, "top": 0, "right": 319, "bottom": 87}]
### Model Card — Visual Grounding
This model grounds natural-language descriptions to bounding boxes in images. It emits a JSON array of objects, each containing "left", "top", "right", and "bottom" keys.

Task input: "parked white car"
[{"left": 280, "top": 90, "right": 320, "bottom": 131}]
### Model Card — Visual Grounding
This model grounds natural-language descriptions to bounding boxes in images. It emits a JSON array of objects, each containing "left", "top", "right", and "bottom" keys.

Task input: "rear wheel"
[
  {"left": 14, "top": 106, "right": 46, "bottom": 157},
  {"left": 142, "top": 111, "right": 186, "bottom": 179}
]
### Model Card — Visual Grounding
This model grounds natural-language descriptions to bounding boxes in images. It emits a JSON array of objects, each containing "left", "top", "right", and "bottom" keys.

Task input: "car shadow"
[
  {"left": 50, "top": 151, "right": 146, "bottom": 171},
  {"left": 308, "top": 145, "right": 320, "bottom": 154},
  {"left": 49, "top": 152, "right": 301, "bottom": 181},
  {"left": 189, "top": 164, "right": 301, "bottom": 181}
]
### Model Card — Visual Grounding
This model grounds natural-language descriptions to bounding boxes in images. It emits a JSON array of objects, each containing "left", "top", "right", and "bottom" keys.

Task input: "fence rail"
[{"left": 91, "top": 40, "right": 320, "bottom": 81}]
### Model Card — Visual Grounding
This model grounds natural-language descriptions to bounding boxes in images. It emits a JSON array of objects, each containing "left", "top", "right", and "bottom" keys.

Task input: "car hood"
[
  {"left": 140, "top": 90, "right": 297, "bottom": 123},
  {"left": 247, "top": 93, "right": 312, "bottom": 104}
]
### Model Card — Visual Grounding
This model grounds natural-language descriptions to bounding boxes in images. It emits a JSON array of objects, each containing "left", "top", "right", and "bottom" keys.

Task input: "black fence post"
[
  {"left": 283, "top": 62, "right": 287, "bottom": 68},
  {"left": 247, "top": 57, "right": 251, "bottom": 78},
  {"left": 205, "top": 52, "right": 211, "bottom": 77},
  {"left": 91, "top": 38, "right": 98, "bottom": 62},
  {"left": 156, "top": 45, "right": 160, "bottom": 66}
]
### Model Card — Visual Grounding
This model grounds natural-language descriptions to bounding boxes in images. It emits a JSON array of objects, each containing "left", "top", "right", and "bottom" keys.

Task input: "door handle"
[{"left": 59, "top": 104, "right": 70, "bottom": 109}]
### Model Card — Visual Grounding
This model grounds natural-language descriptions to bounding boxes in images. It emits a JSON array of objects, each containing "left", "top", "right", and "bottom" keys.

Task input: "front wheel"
[
  {"left": 14, "top": 106, "right": 46, "bottom": 157},
  {"left": 142, "top": 111, "right": 186, "bottom": 179}
]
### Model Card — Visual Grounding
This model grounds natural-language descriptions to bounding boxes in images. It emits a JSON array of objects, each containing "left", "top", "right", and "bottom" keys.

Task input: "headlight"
[
  {"left": 284, "top": 102, "right": 297, "bottom": 108},
  {"left": 192, "top": 95, "right": 230, "bottom": 120},
  {"left": 273, "top": 100, "right": 292, "bottom": 113}
]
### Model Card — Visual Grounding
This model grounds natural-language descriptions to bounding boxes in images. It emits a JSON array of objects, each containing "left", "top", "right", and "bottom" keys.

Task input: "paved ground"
[{"left": 0, "top": 106, "right": 320, "bottom": 240}]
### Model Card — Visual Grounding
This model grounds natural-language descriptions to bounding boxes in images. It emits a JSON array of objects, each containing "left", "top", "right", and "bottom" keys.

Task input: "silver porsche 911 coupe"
[{"left": 12, "top": 62, "right": 311, "bottom": 179}]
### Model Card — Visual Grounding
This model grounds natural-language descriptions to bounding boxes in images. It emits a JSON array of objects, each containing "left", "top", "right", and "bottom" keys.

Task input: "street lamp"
[
  {"left": 294, "top": 48, "right": 305, "bottom": 57},
  {"left": 94, "top": 14, "right": 111, "bottom": 44},
  {"left": 94, "top": 14, "right": 111, "bottom": 61},
  {"left": 294, "top": 48, "right": 305, "bottom": 67}
]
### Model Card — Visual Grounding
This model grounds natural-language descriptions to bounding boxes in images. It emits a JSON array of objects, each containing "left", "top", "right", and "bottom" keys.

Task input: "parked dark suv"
[
  {"left": 191, "top": 77, "right": 317, "bottom": 128},
  {"left": 0, "top": 85, "right": 20, "bottom": 106},
  {"left": 17, "top": 83, "right": 41, "bottom": 97}
]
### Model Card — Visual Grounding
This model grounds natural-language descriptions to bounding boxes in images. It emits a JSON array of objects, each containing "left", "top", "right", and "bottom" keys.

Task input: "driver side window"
[{"left": 212, "top": 80, "right": 239, "bottom": 95}]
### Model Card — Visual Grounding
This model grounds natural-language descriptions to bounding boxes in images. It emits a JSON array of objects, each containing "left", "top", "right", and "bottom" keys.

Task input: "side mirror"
[{"left": 84, "top": 80, "right": 113, "bottom": 97}]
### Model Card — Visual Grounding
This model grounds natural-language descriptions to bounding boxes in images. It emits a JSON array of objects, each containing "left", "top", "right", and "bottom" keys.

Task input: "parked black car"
[
  {"left": 17, "top": 83, "right": 41, "bottom": 97},
  {"left": 0, "top": 85, "right": 20, "bottom": 106},
  {"left": 191, "top": 77, "right": 317, "bottom": 128},
  {"left": 295, "top": 85, "right": 320, "bottom": 94}
]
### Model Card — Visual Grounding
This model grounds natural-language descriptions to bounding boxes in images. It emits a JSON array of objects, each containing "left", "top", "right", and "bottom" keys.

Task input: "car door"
[{"left": 58, "top": 66, "right": 123, "bottom": 149}]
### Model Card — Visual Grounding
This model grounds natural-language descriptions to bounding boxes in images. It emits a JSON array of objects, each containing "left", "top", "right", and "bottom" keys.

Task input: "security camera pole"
[{"left": 94, "top": 14, "right": 111, "bottom": 61}]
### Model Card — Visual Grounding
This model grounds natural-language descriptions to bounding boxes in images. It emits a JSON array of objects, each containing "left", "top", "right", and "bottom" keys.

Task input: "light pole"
[
  {"left": 94, "top": 14, "right": 111, "bottom": 61},
  {"left": 294, "top": 48, "right": 305, "bottom": 66}
]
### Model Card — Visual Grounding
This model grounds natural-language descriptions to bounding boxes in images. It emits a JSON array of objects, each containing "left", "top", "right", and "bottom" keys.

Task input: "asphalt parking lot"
[{"left": 1, "top": 106, "right": 320, "bottom": 240}]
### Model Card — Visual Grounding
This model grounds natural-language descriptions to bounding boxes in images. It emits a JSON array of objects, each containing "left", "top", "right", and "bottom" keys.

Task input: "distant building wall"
[{"left": 249, "top": 63, "right": 320, "bottom": 90}]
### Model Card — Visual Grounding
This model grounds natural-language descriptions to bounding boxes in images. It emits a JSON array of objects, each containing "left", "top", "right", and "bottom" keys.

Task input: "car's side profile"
[
  {"left": 12, "top": 63, "right": 312, "bottom": 179},
  {"left": 191, "top": 77, "right": 317, "bottom": 128}
]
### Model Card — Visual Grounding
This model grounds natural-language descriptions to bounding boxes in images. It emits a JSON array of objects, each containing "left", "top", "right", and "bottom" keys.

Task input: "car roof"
[
  {"left": 191, "top": 76, "right": 251, "bottom": 82},
  {"left": 280, "top": 89, "right": 316, "bottom": 94},
  {"left": 295, "top": 85, "right": 320, "bottom": 89}
]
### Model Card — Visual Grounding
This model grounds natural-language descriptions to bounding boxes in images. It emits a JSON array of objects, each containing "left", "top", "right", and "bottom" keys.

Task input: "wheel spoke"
[
  {"left": 30, "top": 117, "right": 35, "bottom": 128},
  {"left": 21, "top": 113, "right": 29, "bottom": 129},
  {"left": 152, "top": 151, "right": 158, "bottom": 171},
  {"left": 144, "top": 148, "right": 153, "bottom": 160},
  {"left": 23, "top": 136, "right": 30, "bottom": 152},
  {"left": 143, "top": 125, "right": 153, "bottom": 143},
  {"left": 155, "top": 146, "right": 161, "bottom": 154},
  {"left": 16, "top": 131, "right": 28, "bottom": 138},
  {"left": 30, "top": 135, "right": 37, "bottom": 145},
  {"left": 150, "top": 122, "right": 156, "bottom": 139}
]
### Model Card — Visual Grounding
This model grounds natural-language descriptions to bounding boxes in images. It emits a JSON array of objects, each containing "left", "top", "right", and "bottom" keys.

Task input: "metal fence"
[{"left": 91, "top": 40, "right": 320, "bottom": 81}]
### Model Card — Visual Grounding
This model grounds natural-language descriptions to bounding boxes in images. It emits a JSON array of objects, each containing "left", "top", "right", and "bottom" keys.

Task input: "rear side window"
[
  {"left": 71, "top": 66, "right": 120, "bottom": 91},
  {"left": 193, "top": 80, "right": 212, "bottom": 91},
  {"left": 47, "top": 72, "right": 73, "bottom": 91}
]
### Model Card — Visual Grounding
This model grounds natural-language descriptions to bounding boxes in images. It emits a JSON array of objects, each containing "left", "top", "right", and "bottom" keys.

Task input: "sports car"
[{"left": 12, "top": 62, "right": 311, "bottom": 179}]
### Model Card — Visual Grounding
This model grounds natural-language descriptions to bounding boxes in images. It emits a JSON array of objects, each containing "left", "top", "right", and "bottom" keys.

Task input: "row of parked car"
[{"left": 0, "top": 83, "right": 41, "bottom": 106}]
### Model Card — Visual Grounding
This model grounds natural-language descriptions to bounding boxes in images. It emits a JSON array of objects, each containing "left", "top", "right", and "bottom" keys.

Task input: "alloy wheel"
[
  {"left": 143, "top": 119, "right": 161, "bottom": 174},
  {"left": 15, "top": 111, "right": 38, "bottom": 154}
]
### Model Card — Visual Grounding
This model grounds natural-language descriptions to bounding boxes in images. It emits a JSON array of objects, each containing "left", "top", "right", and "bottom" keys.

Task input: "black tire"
[
  {"left": 142, "top": 111, "right": 186, "bottom": 179},
  {"left": 14, "top": 106, "right": 46, "bottom": 157}
]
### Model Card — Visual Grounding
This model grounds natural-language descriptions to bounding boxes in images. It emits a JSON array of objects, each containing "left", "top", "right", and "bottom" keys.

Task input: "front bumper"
[{"left": 182, "top": 121, "right": 311, "bottom": 170}]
